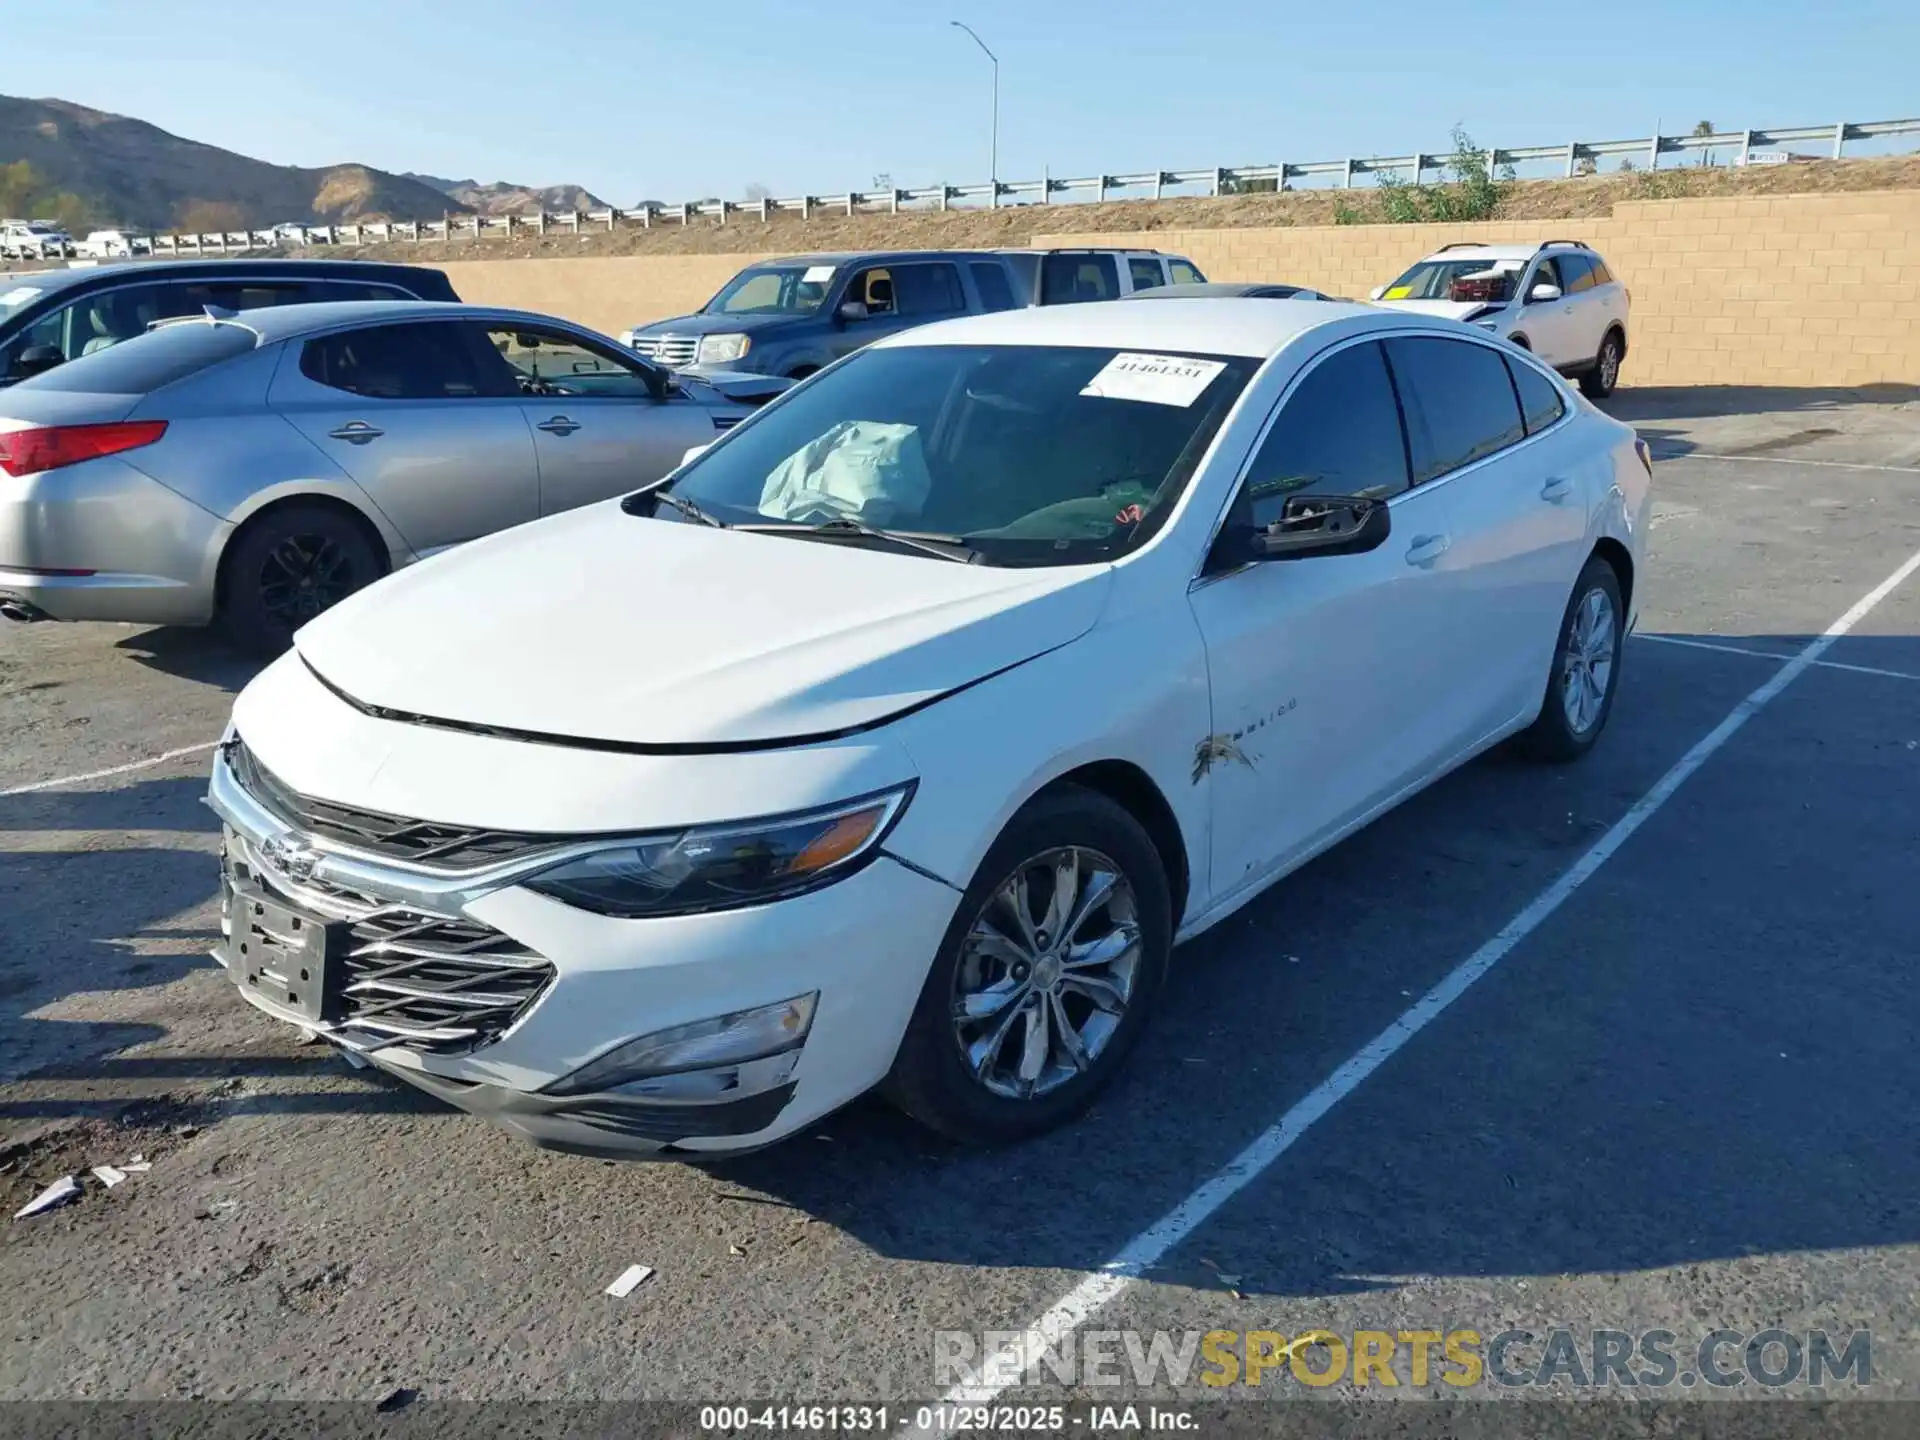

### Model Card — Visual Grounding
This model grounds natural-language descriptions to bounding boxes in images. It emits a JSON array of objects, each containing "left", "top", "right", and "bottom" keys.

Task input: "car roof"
[
  {"left": 868, "top": 296, "right": 1416, "bottom": 360},
  {"left": 1126, "top": 282, "right": 1311, "bottom": 299},
  {"left": 1416, "top": 242, "right": 1594, "bottom": 262},
  {"left": 170, "top": 299, "right": 578, "bottom": 345},
  {"left": 0, "top": 258, "right": 445, "bottom": 296}
]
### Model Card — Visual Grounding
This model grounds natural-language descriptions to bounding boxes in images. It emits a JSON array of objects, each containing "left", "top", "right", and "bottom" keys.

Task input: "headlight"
[
  {"left": 523, "top": 784, "right": 914, "bottom": 918},
  {"left": 696, "top": 333, "right": 752, "bottom": 365},
  {"left": 544, "top": 993, "right": 817, "bottom": 1096}
]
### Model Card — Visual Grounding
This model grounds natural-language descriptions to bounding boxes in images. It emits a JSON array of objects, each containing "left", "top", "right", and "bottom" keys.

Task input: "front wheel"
[
  {"left": 217, "top": 503, "right": 382, "bottom": 655},
  {"left": 884, "top": 786, "right": 1172, "bottom": 1146},
  {"left": 1518, "top": 556, "right": 1624, "bottom": 763}
]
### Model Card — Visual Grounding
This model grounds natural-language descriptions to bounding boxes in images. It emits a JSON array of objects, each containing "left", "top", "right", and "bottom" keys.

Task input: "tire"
[
  {"left": 883, "top": 785, "right": 1173, "bottom": 1146},
  {"left": 1518, "top": 555, "right": 1624, "bottom": 763},
  {"left": 217, "top": 503, "right": 383, "bottom": 656},
  {"left": 1579, "top": 330, "right": 1624, "bottom": 399},
  {"left": 1508, "top": 334, "right": 1531, "bottom": 351}
]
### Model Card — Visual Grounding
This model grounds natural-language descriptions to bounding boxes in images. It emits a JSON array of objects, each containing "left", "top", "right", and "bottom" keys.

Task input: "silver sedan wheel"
[
  {"left": 951, "top": 846, "right": 1141, "bottom": 1100},
  {"left": 1599, "top": 337, "right": 1621, "bottom": 392},
  {"left": 1561, "top": 585, "right": 1618, "bottom": 735}
]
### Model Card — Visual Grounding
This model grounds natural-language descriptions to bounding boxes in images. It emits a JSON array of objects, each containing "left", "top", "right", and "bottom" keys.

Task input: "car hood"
[
  {"left": 293, "top": 504, "right": 1113, "bottom": 749},
  {"left": 676, "top": 368, "right": 792, "bottom": 406},
  {"left": 1373, "top": 298, "right": 1504, "bottom": 323},
  {"left": 630, "top": 311, "right": 809, "bottom": 340}
]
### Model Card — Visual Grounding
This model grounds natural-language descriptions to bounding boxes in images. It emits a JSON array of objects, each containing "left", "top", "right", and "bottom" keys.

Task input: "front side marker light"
[{"left": 544, "top": 993, "right": 818, "bottom": 1096}]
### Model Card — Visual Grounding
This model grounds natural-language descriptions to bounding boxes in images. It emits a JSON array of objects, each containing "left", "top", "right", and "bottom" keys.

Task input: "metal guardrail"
[{"left": 44, "top": 115, "right": 1920, "bottom": 259}]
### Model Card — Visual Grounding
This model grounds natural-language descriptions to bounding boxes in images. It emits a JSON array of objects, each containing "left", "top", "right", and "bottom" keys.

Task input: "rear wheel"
[
  {"left": 1518, "top": 555, "right": 1624, "bottom": 763},
  {"left": 217, "top": 503, "right": 382, "bottom": 655},
  {"left": 884, "top": 786, "right": 1172, "bottom": 1146},
  {"left": 1579, "top": 331, "right": 1624, "bottom": 399}
]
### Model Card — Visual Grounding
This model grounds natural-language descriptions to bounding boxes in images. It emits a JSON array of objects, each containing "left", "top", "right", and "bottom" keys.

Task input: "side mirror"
[
  {"left": 837, "top": 300, "right": 869, "bottom": 324},
  {"left": 1249, "top": 495, "right": 1391, "bottom": 562},
  {"left": 12, "top": 344, "right": 64, "bottom": 380},
  {"left": 1368, "top": 284, "right": 1387, "bottom": 301},
  {"left": 1527, "top": 283, "right": 1563, "bottom": 304}
]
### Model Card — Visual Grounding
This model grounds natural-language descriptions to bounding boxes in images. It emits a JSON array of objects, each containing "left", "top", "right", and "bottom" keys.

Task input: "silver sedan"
[{"left": 0, "top": 301, "right": 786, "bottom": 652}]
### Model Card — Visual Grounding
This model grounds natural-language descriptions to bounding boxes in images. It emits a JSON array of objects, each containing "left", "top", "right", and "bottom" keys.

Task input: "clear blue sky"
[{"left": 10, "top": 0, "right": 1917, "bottom": 205}]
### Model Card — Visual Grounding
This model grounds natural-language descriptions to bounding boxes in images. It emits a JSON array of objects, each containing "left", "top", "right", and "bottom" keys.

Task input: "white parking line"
[
  {"left": 0, "top": 741, "right": 219, "bottom": 799},
  {"left": 1633, "top": 632, "right": 1920, "bottom": 682},
  {"left": 1651, "top": 450, "right": 1920, "bottom": 475},
  {"left": 947, "top": 541, "right": 1920, "bottom": 1405}
]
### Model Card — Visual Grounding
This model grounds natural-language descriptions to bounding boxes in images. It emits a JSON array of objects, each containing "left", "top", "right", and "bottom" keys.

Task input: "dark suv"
[
  {"left": 0, "top": 259, "right": 461, "bottom": 385},
  {"left": 622, "top": 247, "right": 1207, "bottom": 379}
]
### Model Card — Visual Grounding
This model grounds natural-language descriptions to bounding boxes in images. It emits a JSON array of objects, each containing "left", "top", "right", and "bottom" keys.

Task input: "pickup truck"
[{"left": 622, "top": 246, "right": 1208, "bottom": 380}]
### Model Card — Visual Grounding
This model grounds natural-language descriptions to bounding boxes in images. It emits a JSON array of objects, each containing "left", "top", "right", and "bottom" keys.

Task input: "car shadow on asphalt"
[
  {"left": 1606, "top": 383, "right": 1920, "bottom": 425},
  {"left": 111, "top": 626, "right": 262, "bottom": 693},
  {"left": 701, "top": 635, "right": 1920, "bottom": 1294},
  {"left": 0, "top": 774, "right": 218, "bottom": 834}
]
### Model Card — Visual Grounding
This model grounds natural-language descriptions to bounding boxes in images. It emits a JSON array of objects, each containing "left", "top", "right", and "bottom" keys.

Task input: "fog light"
[{"left": 544, "top": 993, "right": 817, "bottom": 1097}]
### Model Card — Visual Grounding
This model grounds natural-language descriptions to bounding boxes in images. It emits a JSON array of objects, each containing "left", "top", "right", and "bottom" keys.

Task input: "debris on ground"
[
  {"left": 728, "top": 1243, "right": 747, "bottom": 1256},
  {"left": 89, "top": 1165, "right": 128, "bottom": 1189},
  {"left": 375, "top": 1387, "right": 417, "bottom": 1413},
  {"left": 604, "top": 1264, "right": 654, "bottom": 1298},
  {"left": 337, "top": 1047, "right": 370, "bottom": 1070},
  {"left": 14, "top": 1176, "right": 81, "bottom": 1220}
]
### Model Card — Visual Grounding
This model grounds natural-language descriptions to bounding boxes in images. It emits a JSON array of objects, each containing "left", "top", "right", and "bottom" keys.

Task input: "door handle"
[
  {"left": 1404, "top": 533, "right": 1451, "bottom": 567},
  {"left": 326, "top": 422, "right": 383, "bottom": 445},
  {"left": 1541, "top": 476, "right": 1574, "bottom": 502},
  {"left": 536, "top": 415, "right": 580, "bottom": 436}
]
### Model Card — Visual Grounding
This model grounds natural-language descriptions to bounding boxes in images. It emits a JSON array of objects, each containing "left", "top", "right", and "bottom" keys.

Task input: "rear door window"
[
  {"left": 299, "top": 321, "right": 514, "bottom": 400},
  {"left": 968, "top": 262, "right": 1017, "bottom": 312},
  {"left": 1041, "top": 253, "right": 1120, "bottom": 304},
  {"left": 1383, "top": 336, "right": 1528, "bottom": 482},
  {"left": 1238, "top": 340, "right": 1410, "bottom": 518},
  {"left": 1588, "top": 258, "right": 1616, "bottom": 287},
  {"left": 891, "top": 263, "right": 966, "bottom": 317},
  {"left": 1128, "top": 257, "right": 1167, "bottom": 292},
  {"left": 305, "top": 280, "right": 413, "bottom": 303}
]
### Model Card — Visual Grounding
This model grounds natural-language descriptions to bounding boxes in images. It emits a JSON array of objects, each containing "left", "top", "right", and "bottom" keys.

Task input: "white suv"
[{"left": 1370, "top": 240, "right": 1629, "bottom": 397}]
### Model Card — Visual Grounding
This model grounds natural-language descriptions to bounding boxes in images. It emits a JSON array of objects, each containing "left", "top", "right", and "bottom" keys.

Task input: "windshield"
[
  {"left": 703, "top": 264, "right": 837, "bottom": 317},
  {"left": 652, "top": 343, "right": 1255, "bottom": 566},
  {"left": 1381, "top": 257, "right": 1525, "bottom": 303},
  {"left": 0, "top": 280, "right": 49, "bottom": 321}
]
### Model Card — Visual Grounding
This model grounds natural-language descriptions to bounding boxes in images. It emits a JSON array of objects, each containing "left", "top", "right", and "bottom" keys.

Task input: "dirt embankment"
[{"left": 350, "top": 154, "right": 1920, "bottom": 264}]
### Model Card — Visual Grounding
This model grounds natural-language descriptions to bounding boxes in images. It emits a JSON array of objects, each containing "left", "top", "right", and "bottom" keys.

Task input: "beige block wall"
[
  {"left": 437, "top": 189, "right": 1920, "bottom": 388},
  {"left": 1039, "top": 190, "right": 1920, "bottom": 388}
]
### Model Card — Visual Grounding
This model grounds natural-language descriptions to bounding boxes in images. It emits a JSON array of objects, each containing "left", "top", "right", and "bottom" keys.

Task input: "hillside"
[
  {"left": 0, "top": 95, "right": 470, "bottom": 230},
  {"left": 403, "top": 173, "right": 609, "bottom": 216},
  {"left": 351, "top": 151, "right": 1920, "bottom": 262}
]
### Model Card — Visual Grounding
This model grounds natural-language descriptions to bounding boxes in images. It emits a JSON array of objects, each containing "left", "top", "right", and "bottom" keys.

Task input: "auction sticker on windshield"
[
  {"left": 802, "top": 265, "right": 837, "bottom": 284},
  {"left": 1080, "top": 352, "right": 1228, "bottom": 407}
]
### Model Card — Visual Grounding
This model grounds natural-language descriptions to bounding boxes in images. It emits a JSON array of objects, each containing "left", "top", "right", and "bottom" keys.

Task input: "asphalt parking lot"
[{"left": 2, "top": 383, "right": 1917, "bottom": 1412}]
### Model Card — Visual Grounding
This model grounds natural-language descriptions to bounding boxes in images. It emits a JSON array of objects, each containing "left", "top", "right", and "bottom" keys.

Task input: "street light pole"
[{"left": 950, "top": 20, "right": 998, "bottom": 195}]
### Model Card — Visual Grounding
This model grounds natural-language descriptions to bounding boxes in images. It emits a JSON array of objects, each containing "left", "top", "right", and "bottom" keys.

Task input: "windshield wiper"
[
  {"left": 735, "top": 517, "right": 979, "bottom": 564},
  {"left": 622, "top": 485, "right": 727, "bottom": 528}
]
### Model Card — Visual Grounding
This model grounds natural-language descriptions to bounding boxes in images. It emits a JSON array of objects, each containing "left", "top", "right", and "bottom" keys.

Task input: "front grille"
[
  {"left": 629, "top": 334, "right": 700, "bottom": 368},
  {"left": 224, "top": 841, "right": 554, "bottom": 1054},
  {"left": 225, "top": 737, "right": 566, "bottom": 871}
]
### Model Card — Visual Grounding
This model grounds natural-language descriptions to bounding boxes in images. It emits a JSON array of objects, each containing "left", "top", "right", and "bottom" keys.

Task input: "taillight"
[{"left": 0, "top": 421, "right": 169, "bottom": 478}]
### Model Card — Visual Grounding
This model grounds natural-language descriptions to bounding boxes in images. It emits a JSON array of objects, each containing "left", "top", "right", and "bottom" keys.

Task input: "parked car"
[
  {"left": 206, "top": 297, "right": 1650, "bottom": 1159},
  {"left": 77, "top": 230, "right": 139, "bottom": 259},
  {"left": 0, "top": 302, "right": 788, "bottom": 650},
  {"left": 1369, "top": 240, "right": 1630, "bottom": 397},
  {"left": 1, "top": 220, "right": 75, "bottom": 261},
  {"left": 622, "top": 247, "right": 1208, "bottom": 380},
  {"left": 991, "top": 247, "right": 1209, "bottom": 305},
  {"left": 0, "top": 259, "right": 463, "bottom": 387},
  {"left": 1128, "top": 280, "right": 1332, "bottom": 301}
]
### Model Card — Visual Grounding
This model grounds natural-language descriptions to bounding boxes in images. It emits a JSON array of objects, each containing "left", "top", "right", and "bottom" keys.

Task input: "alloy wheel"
[
  {"left": 1561, "top": 585, "right": 1617, "bottom": 734},
  {"left": 1600, "top": 338, "right": 1621, "bottom": 391},
  {"left": 950, "top": 846, "right": 1141, "bottom": 1100},
  {"left": 259, "top": 533, "right": 358, "bottom": 626}
]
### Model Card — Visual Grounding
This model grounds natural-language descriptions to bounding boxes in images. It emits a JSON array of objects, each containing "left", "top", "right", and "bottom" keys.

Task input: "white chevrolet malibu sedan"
[{"left": 208, "top": 298, "right": 1651, "bottom": 1159}]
